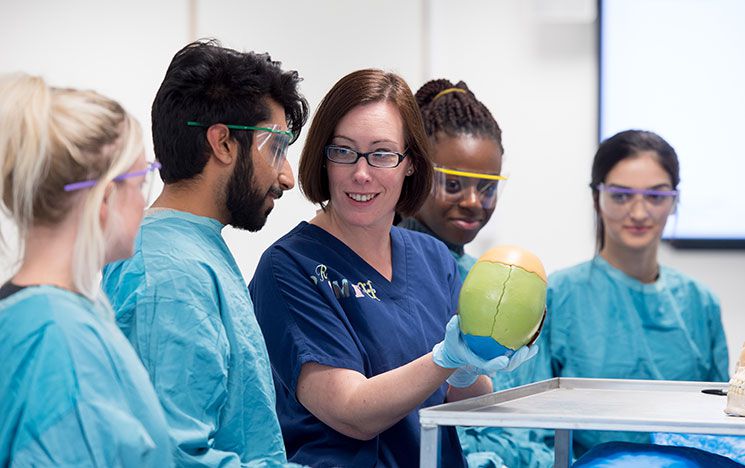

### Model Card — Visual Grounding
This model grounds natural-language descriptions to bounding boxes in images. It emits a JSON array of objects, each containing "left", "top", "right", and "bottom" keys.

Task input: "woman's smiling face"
[
  {"left": 415, "top": 133, "right": 502, "bottom": 246},
  {"left": 325, "top": 100, "right": 412, "bottom": 230}
]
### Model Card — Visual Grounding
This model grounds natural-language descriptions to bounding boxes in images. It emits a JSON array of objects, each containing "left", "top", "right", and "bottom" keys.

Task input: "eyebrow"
[
  {"left": 332, "top": 135, "right": 402, "bottom": 147},
  {"left": 607, "top": 183, "right": 673, "bottom": 190}
]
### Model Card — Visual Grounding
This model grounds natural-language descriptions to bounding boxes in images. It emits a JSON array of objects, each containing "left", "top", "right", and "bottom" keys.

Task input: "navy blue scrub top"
[{"left": 250, "top": 222, "right": 466, "bottom": 468}]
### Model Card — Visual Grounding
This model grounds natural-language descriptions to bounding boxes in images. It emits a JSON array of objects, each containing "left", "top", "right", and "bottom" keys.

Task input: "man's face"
[{"left": 226, "top": 100, "right": 294, "bottom": 231}]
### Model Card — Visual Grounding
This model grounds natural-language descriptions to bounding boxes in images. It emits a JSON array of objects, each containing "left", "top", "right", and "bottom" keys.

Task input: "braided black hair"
[{"left": 415, "top": 79, "right": 503, "bottom": 153}]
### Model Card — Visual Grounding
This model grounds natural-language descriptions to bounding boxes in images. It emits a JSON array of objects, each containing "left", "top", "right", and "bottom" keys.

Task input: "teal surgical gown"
[
  {"left": 102, "top": 209, "right": 293, "bottom": 467},
  {"left": 479, "top": 255, "right": 729, "bottom": 462},
  {"left": 453, "top": 250, "right": 477, "bottom": 282},
  {"left": 0, "top": 286, "right": 172, "bottom": 466}
]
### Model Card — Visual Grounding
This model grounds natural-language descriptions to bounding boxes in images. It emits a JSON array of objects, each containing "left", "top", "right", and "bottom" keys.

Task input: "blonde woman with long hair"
[{"left": 0, "top": 73, "right": 172, "bottom": 466}]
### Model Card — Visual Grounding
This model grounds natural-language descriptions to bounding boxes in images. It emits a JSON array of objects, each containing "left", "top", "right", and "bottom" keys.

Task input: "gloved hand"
[
  {"left": 433, "top": 315, "right": 539, "bottom": 386},
  {"left": 445, "top": 347, "right": 539, "bottom": 387},
  {"left": 503, "top": 342, "right": 539, "bottom": 372},
  {"left": 447, "top": 366, "right": 480, "bottom": 388}
]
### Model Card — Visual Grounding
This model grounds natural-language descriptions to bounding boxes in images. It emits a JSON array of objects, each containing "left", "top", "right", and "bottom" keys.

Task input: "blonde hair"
[{"left": 0, "top": 73, "right": 143, "bottom": 300}]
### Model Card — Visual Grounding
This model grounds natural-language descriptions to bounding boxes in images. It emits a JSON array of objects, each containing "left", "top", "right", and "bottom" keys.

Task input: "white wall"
[
  {"left": 0, "top": 0, "right": 190, "bottom": 277},
  {"left": 1, "top": 0, "right": 743, "bottom": 370}
]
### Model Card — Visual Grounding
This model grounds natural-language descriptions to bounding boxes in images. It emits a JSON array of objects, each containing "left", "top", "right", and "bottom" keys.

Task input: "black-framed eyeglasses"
[{"left": 324, "top": 145, "right": 407, "bottom": 168}]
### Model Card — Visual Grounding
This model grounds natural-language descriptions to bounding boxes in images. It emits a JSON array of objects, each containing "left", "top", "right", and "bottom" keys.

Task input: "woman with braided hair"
[
  {"left": 400, "top": 79, "right": 555, "bottom": 468},
  {"left": 399, "top": 79, "right": 505, "bottom": 279}
]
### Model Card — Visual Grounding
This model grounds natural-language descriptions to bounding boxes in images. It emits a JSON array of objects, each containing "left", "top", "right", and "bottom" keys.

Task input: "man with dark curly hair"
[{"left": 103, "top": 39, "right": 308, "bottom": 467}]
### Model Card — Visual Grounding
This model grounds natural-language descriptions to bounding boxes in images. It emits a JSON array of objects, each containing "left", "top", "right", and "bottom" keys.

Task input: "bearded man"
[{"left": 103, "top": 39, "right": 308, "bottom": 467}]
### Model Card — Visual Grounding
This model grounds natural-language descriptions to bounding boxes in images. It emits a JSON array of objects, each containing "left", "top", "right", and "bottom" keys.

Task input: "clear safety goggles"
[
  {"left": 433, "top": 166, "right": 507, "bottom": 210},
  {"left": 596, "top": 183, "right": 679, "bottom": 221},
  {"left": 64, "top": 161, "right": 161, "bottom": 200},
  {"left": 187, "top": 121, "right": 293, "bottom": 172}
]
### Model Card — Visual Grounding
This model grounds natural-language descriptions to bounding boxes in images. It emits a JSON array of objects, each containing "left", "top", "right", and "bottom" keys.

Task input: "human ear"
[
  {"left": 99, "top": 182, "right": 115, "bottom": 228},
  {"left": 206, "top": 124, "right": 237, "bottom": 166}
]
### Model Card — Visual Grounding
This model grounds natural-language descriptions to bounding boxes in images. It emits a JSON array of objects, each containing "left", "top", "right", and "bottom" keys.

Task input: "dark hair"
[
  {"left": 415, "top": 79, "right": 503, "bottom": 154},
  {"left": 151, "top": 39, "right": 309, "bottom": 183},
  {"left": 591, "top": 129, "right": 680, "bottom": 251},
  {"left": 299, "top": 69, "right": 432, "bottom": 217}
]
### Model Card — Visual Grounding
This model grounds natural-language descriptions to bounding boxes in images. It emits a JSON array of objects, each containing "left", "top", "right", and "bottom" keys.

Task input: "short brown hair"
[{"left": 298, "top": 69, "right": 432, "bottom": 217}]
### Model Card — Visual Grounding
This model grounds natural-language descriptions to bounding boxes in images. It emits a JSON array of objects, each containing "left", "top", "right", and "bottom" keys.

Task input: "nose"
[
  {"left": 458, "top": 185, "right": 481, "bottom": 210},
  {"left": 352, "top": 157, "right": 372, "bottom": 184},
  {"left": 628, "top": 195, "right": 650, "bottom": 220},
  {"left": 278, "top": 157, "right": 295, "bottom": 191}
]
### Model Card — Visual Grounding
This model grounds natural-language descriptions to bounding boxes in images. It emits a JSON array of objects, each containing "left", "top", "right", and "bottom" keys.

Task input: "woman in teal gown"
[
  {"left": 0, "top": 73, "right": 171, "bottom": 466},
  {"left": 512, "top": 130, "right": 729, "bottom": 463}
]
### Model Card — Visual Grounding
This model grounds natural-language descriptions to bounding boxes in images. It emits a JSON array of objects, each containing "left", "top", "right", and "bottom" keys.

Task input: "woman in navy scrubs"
[{"left": 250, "top": 69, "right": 535, "bottom": 467}]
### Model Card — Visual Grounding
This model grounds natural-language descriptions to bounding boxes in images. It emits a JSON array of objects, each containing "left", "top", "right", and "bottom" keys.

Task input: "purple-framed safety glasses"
[
  {"left": 596, "top": 183, "right": 679, "bottom": 204},
  {"left": 63, "top": 162, "right": 161, "bottom": 192}
]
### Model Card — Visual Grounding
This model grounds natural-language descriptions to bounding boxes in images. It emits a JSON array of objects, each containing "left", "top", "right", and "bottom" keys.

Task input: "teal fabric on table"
[
  {"left": 653, "top": 432, "right": 745, "bottom": 466},
  {"left": 573, "top": 441, "right": 743, "bottom": 467}
]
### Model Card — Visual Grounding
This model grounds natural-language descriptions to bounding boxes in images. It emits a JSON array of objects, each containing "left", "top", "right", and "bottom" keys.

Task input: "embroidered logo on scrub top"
[{"left": 309, "top": 264, "right": 380, "bottom": 301}]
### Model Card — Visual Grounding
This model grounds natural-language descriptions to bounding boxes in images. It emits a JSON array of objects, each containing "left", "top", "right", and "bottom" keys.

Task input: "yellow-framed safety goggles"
[{"left": 433, "top": 166, "right": 508, "bottom": 210}]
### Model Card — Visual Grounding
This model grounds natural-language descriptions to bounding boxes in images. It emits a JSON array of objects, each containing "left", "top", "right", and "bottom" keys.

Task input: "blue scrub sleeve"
[
  {"left": 706, "top": 296, "right": 729, "bottom": 382},
  {"left": 131, "top": 296, "right": 245, "bottom": 466},
  {"left": 251, "top": 248, "right": 367, "bottom": 395}
]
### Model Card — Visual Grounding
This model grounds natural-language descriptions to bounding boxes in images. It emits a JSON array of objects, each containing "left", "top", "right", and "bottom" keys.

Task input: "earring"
[{"left": 406, "top": 168, "right": 414, "bottom": 176}]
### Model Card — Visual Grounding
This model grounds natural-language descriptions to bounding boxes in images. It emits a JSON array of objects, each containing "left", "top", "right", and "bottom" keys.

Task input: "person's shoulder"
[
  {"left": 548, "top": 258, "right": 596, "bottom": 287},
  {"left": 545, "top": 259, "right": 602, "bottom": 316},
  {"left": 113, "top": 212, "right": 232, "bottom": 284},
  {"left": 0, "top": 287, "right": 108, "bottom": 365},
  {"left": 250, "top": 223, "right": 316, "bottom": 290},
  {"left": 660, "top": 265, "right": 720, "bottom": 305},
  {"left": 139, "top": 212, "right": 221, "bottom": 256},
  {"left": 104, "top": 244, "right": 216, "bottom": 303},
  {"left": 0, "top": 287, "right": 92, "bottom": 325},
  {"left": 258, "top": 222, "right": 328, "bottom": 266},
  {"left": 104, "top": 238, "right": 230, "bottom": 327},
  {"left": 660, "top": 264, "right": 707, "bottom": 288},
  {"left": 394, "top": 225, "right": 451, "bottom": 257},
  {"left": 269, "top": 221, "right": 315, "bottom": 249}
]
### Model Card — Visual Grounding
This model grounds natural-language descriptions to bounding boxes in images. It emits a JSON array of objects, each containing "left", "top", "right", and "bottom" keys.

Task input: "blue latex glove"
[
  {"left": 447, "top": 365, "right": 480, "bottom": 388},
  {"left": 447, "top": 346, "right": 539, "bottom": 387},
  {"left": 434, "top": 316, "right": 539, "bottom": 387},
  {"left": 504, "top": 344, "right": 539, "bottom": 372}
]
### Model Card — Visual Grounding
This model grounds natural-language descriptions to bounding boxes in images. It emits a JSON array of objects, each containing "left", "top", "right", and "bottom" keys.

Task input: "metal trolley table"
[{"left": 419, "top": 377, "right": 745, "bottom": 468}]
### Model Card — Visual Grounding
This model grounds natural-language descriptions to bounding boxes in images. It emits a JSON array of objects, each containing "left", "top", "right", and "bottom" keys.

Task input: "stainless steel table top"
[{"left": 420, "top": 377, "right": 745, "bottom": 436}]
